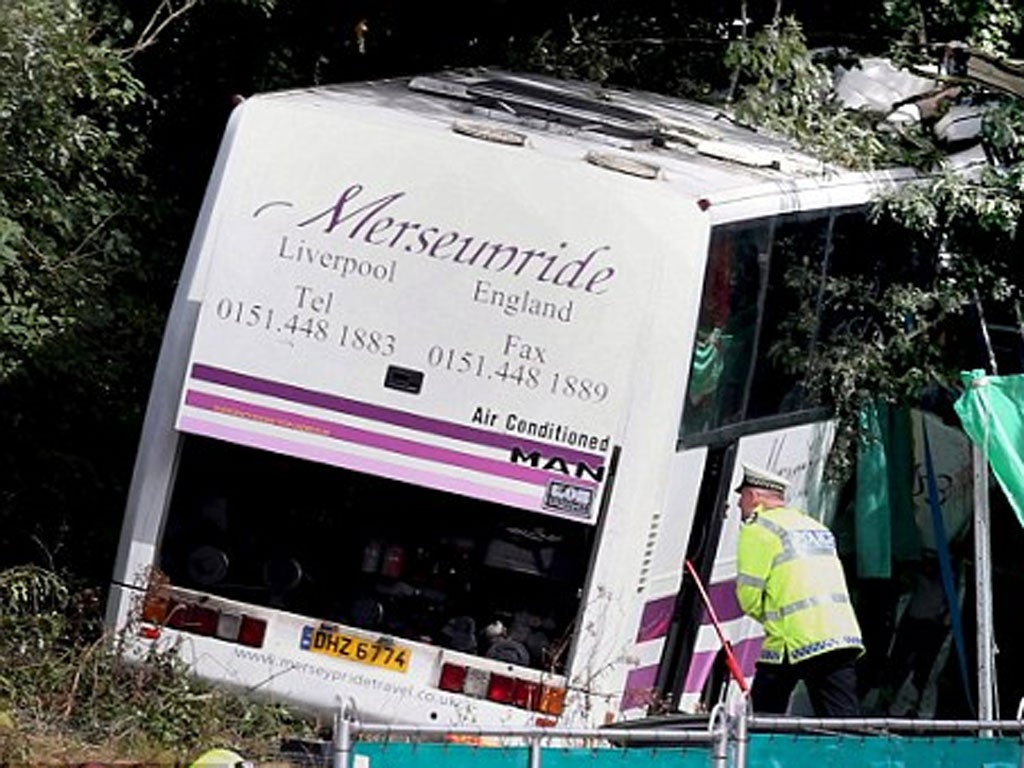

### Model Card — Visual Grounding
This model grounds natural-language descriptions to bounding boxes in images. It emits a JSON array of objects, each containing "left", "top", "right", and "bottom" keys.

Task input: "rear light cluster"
[
  {"left": 140, "top": 592, "right": 267, "bottom": 648},
  {"left": 437, "top": 662, "right": 566, "bottom": 716}
]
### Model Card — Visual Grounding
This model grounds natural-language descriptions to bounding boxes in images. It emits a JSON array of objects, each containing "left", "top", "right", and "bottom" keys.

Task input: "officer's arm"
[{"left": 735, "top": 524, "right": 773, "bottom": 622}]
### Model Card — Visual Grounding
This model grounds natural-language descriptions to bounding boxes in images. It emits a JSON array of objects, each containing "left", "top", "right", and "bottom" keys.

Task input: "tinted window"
[
  {"left": 682, "top": 222, "right": 771, "bottom": 435},
  {"left": 745, "top": 212, "right": 830, "bottom": 420},
  {"left": 681, "top": 211, "right": 834, "bottom": 440}
]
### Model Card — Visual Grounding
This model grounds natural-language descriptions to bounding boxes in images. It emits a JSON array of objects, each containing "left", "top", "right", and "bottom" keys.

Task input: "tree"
[
  {"left": 0, "top": 0, "right": 162, "bottom": 576},
  {"left": 714, "top": 11, "right": 1024, "bottom": 477},
  {"left": 0, "top": 0, "right": 145, "bottom": 380},
  {"left": 3, "top": 0, "right": 1024, "bottom": 590}
]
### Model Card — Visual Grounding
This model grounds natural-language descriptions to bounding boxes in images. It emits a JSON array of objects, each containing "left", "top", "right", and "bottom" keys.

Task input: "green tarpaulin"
[
  {"left": 855, "top": 402, "right": 918, "bottom": 578},
  {"left": 954, "top": 370, "right": 1024, "bottom": 527},
  {"left": 856, "top": 401, "right": 892, "bottom": 577}
]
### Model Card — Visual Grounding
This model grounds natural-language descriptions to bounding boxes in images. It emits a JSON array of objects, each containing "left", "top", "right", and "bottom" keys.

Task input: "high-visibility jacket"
[{"left": 736, "top": 505, "right": 863, "bottom": 664}]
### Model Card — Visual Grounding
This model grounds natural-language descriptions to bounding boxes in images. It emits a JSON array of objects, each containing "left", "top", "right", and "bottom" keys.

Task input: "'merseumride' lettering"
[{"left": 292, "top": 183, "right": 617, "bottom": 295}]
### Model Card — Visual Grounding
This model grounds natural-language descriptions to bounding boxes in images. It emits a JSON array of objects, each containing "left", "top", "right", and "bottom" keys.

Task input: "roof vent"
[
  {"left": 695, "top": 140, "right": 784, "bottom": 169},
  {"left": 452, "top": 121, "right": 527, "bottom": 146},
  {"left": 695, "top": 139, "right": 826, "bottom": 175},
  {"left": 584, "top": 151, "right": 660, "bottom": 179}
]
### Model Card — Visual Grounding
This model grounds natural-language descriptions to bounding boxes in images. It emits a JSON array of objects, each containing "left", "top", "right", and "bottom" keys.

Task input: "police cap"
[{"left": 734, "top": 463, "right": 789, "bottom": 494}]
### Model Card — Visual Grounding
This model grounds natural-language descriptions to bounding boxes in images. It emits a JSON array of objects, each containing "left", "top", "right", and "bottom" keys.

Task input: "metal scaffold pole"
[
  {"left": 974, "top": 441, "right": 996, "bottom": 730},
  {"left": 332, "top": 701, "right": 353, "bottom": 768},
  {"left": 970, "top": 293, "right": 998, "bottom": 730},
  {"left": 732, "top": 699, "right": 750, "bottom": 768},
  {"left": 710, "top": 703, "right": 730, "bottom": 768},
  {"left": 529, "top": 736, "right": 542, "bottom": 768}
]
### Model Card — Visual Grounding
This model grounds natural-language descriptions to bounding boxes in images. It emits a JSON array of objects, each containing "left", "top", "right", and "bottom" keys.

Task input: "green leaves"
[
  {"left": 0, "top": 565, "right": 69, "bottom": 618},
  {"left": 0, "top": 567, "right": 314, "bottom": 763},
  {"left": 0, "top": 0, "right": 168, "bottom": 588},
  {"left": 0, "top": 0, "right": 145, "bottom": 382},
  {"left": 726, "top": 17, "right": 939, "bottom": 171},
  {"left": 721, "top": 9, "right": 1024, "bottom": 478}
]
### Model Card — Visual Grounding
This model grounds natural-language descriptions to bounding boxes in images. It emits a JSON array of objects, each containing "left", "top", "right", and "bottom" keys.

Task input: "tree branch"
[
  {"left": 726, "top": 0, "right": 750, "bottom": 103},
  {"left": 122, "top": 0, "right": 199, "bottom": 59}
]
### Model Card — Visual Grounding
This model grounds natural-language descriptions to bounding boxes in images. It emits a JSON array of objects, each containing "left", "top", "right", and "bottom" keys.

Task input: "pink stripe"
[
  {"left": 185, "top": 390, "right": 596, "bottom": 489},
  {"left": 682, "top": 636, "right": 762, "bottom": 694},
  {"left": 181, "top": 416, "right": 541, "bottom": 510}
]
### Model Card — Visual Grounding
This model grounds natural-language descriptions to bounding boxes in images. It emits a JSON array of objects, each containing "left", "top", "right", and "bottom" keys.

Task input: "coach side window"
[
  {"left": 681, "top": 221, "right": 771, "bottom": 435},
  {"left": 682, "top": 212, "right": 837, "bottom": 441},
  {"left": 744, "top": 212, "right": 830, "bottom": 420}
]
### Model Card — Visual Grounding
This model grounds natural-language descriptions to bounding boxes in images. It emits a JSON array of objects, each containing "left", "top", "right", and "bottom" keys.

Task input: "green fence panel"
[
  {"left": 747, "top": 733, "right": 1020, "bottom": 768},
  {"left": 352, "top": 742, "right": 714, "bottom": 768},
  {"left": 354, "top": 743, "right": 526, "bottom": 768},
  {"left": 543, "top": 746, "right": 712, "bottom": 768},
  {"left": 351, "top": 735, "right": 1018, "bottom": 768}
]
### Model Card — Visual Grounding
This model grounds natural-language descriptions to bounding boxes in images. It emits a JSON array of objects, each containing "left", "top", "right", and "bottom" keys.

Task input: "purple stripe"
[
  {"left": 191, "top": 363, "right": 604, "bottom": 465},
  {"left": 185, "top": 390, "right": 595, "bottom": 489},
  {"left": 682, "top": 636, "right": 762, "bottom": 694},
  {"left": 620, "top": 664, "right": 659, "bottom": 711},
  {"left": 636, "top": 595, "right": 676, "bottom": 642},
  {"left": 180, "top": 415, "right": 541, "bottom": 511},
  {"left": 733, "top": 635, "right": 763, "bottom": 677},
  {"left": 635, "top": 581, "right": 740, "bottom": 644},
  {"left": 703, "top": 580, "right": 743, "bottom": 624}
]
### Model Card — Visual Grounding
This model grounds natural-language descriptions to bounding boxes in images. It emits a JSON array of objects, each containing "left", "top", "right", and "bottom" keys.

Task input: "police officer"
[{"left": 735, "top": 463, "right": 864, "bottom": 717}]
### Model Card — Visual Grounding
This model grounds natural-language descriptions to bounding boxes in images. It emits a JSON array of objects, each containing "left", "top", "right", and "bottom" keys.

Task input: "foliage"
[
  {"left": 0, "top": 567, "right": 314, "bottom": 763},
  {"left": 725, "top": 16, "right": 939, "bottom": 170},
  {"left": 720, "top": 9, "right": 1024, "bottom": 477},
  {"left": 520, "top": 15, "right": 625, "bottom": 85},
  {"left": 772, "top": 202, "right": 970, "bottom": 477},
  {"left": 514, "top": 10, "right": 733, "bottom": 98},
  {"left": 0, "top": 0, "right": 1023, "bottom": 745},
  {"left": 0, "top": 0, "right": 145, "bottom": 380},
  {"left": 0, "top": 0, "right": 171, "bottom": 582},
  {"left": 881, "top": 0, "right": 1023, "bottom": 55}
]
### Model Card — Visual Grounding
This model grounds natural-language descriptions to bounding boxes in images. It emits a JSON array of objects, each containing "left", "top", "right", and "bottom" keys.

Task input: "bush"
[{"left": 0, "top": 566, "right": 315, "bottom": 763}]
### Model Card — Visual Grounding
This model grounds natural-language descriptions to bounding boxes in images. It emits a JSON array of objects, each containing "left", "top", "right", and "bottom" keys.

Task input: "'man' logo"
[{"left": 510, "top": 447, "right": 605, "bottom": 482}]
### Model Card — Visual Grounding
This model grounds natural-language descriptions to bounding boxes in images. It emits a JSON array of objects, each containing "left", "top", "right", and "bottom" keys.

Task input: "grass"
[{"left": 0, "top": 566, "right": 317, "bottom": 765}]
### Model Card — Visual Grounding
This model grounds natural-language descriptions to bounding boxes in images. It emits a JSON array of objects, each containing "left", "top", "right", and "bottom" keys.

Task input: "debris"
[
  {"left": 944, "top": 42, "right": 1024, "bottom": 99},
  {"left": 834, "top": 57, "right": 937, "bottom": 113}
]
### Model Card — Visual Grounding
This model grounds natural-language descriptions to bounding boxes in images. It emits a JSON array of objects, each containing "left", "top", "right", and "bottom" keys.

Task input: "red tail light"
[
  {"left": 185, "top": 605, "right": 219, "bottom": 636},
  {"left": 140, "top": 593, "right": 267, "bottom": 649},
  {"left": 435, "top": 660, "right": 565, "bottom": 719},
  {"left": 166, "top": 602, "right": 190, "bottom": 630},
  {"left": 486, "top": 673, "right": 516, "bottom": 704},
  {"left": 513, "top": 678, "right": 541, "bottom": 710},
  {"left": 237, "top": 616, "right": 267, "bottom": 648},
  {"left": 439, "top": 663, "right": 468, "bottom": 692}
]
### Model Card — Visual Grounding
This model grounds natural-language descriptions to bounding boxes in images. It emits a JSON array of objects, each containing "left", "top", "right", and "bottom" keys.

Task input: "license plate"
[{"left": 300, "top": 626, "right": 411, "bottom": 673}]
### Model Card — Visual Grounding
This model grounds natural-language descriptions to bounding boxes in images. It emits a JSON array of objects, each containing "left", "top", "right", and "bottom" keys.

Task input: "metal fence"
[{"left": 322, "top": 704, "right": 1024, "bottom": 768}]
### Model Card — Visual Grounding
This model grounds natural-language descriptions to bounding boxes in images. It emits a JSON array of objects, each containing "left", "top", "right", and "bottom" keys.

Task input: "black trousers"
[{"left": 751, "top": 649, "right": 861, "bottom": 717}]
